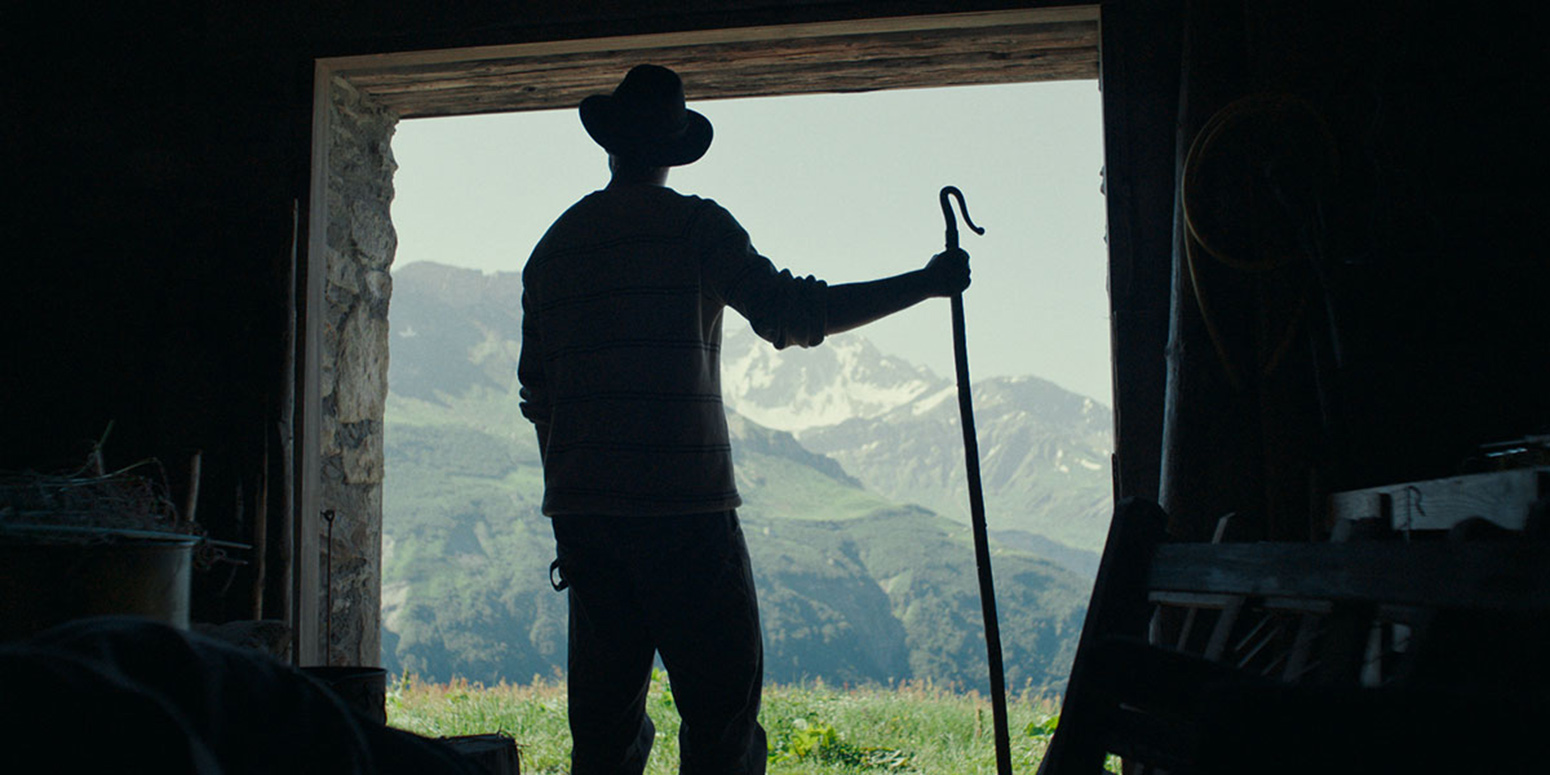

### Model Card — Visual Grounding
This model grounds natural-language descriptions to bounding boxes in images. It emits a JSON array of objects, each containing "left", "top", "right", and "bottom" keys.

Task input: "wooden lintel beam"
[
  {"left": 341, "top": 17, "right": 1099, "bottom": 119},
  {"left": 372, "top": 64, "right": 1098, "bottom": 118}
]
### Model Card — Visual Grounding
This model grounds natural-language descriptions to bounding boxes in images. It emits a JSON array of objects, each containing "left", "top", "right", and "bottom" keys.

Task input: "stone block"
[
  {"left": 327, "top": 247, "right": 362, "bottom": 298},
  {"left": 325, "top": 188, "right": 351, "bottom": 252},
  {"left": 321, "top": 408, "right": 342, "bottom": 458},
  {"left": 321, "top": 452, "right": 346, "bottom": 488},
  {"left": 318, "top": 483, "right": 381, "bottom": 556},
  {"left": 349, "top": 199, "right": 397, "bottom": 268},
  {"left": 319, "top": 360, "right": 337, "bottom": 401},
  {"left": 334, "top": 304, "right": 388, "bottom": 424},
  {"left": 340, "top": 421, "right": 384, "bottom": 485},
  {"left": 364, "top": 269, "right": 392, "bottom": 310}
]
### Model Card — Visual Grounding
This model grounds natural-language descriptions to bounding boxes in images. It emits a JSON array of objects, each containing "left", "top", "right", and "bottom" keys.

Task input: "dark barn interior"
[{"left": 4, "top": 0, "right": 1548, "bottom": 771}]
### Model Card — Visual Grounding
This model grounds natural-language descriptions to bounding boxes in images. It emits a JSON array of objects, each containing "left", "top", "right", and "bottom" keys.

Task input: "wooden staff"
[{"left": 940, "top": 185, "right": 1011, "bottom": 775}]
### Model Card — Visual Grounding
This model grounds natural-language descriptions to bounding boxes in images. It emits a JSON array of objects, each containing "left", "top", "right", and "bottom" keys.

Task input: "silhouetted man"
[{"left": 518, "top": 64, "right": 969, "bottom": 775}]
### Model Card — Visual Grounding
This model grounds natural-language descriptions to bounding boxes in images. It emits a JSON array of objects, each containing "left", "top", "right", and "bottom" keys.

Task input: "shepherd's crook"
[{"left": 940, "top": 186, "right": 1011, "bottom": 775}]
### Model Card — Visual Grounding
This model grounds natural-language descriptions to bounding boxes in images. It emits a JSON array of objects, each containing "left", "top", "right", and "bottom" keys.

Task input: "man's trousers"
[{"left": 551, "top": 511, "right": 767, "bottom": 775}]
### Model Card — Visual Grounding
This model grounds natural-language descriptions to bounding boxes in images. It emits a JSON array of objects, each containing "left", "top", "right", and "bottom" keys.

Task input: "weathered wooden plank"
[
  {"left": 351, "top": 43, "right": 1094, "bottom": 91},
  {"left": 348, "top": 20, "right": 1097, "bottom": 85},
  {"left": 343, "top": 19, "right": 1098, "bottom": 118},
  {"left": 1330, "top": 467, "right": 1549, "bottom": 532},
  {"left": 321, "top": 7, "right": 1099, "bottom": 73},
  {"left": 1149, "top": 591, "right": 1241, "bottom": 609},
  {"left": 1150, "top": 542, "right": 1550, "bottom": 611},
  {"left": 372, "top": 60, "right": 1098, "bottom": 117},
  {"left": 385, "top": 68, "right": 1095, "bottom": 113},
  {"left": 358, "top": 55, "right": 1099, "bottom": 105},
  {"left": 356, "top": 50, "right": 1096, "bottom": 101}
]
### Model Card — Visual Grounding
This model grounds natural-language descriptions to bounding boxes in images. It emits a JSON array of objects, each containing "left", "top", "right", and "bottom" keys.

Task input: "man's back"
[
  {"left": 521, "top": 184, "right": 738, "bottom": 517},
  {"left": 521, "top": 182, "right": 830, "bottom": 518}
]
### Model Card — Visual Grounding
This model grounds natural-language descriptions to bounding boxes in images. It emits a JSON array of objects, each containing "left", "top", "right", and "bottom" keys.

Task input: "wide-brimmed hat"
[{"left": 579, "top": 65, "right": 713, "bottom": 167}]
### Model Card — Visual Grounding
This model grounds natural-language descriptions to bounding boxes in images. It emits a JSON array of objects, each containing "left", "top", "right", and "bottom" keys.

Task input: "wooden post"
[
  {"left": 183, "top": 450, "right": 203, "bottom": 525},
  {"left": 252, "top": 435, "right": 270, "bottom": 620},
  {"left": 1040, "top": 498, "right": 1168, "bottom": 774}
]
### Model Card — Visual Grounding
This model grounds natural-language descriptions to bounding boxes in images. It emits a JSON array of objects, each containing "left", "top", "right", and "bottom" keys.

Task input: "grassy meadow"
[{"left": 389, "top": 672, "right": 1116, "bottom": 774}]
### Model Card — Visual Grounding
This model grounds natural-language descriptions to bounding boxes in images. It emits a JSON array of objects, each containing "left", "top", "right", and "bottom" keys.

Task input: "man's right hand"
[{"left": 925, "top": 248, "right": 972, "bottom": 297}]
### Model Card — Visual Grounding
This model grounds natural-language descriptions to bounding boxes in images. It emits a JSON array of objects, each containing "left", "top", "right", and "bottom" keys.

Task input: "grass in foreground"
[{"left": 389, "top": 672, "right": 1114, "bottom": 773}]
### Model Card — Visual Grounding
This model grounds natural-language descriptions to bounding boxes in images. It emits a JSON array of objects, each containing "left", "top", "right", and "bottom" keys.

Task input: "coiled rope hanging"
[{"left": 1181, "top": 93, "right": 1339, "bottom": 389}]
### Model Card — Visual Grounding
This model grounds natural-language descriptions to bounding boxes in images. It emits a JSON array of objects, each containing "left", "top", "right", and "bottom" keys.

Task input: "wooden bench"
[{"left": 1037, "top": 497, "right": 1550, "bottom": 774}]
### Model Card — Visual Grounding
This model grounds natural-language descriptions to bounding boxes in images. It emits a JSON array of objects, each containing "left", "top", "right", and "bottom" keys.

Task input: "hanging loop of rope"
[{"left": 1180, "top": 93, "right": 1340, "bottom": 390}]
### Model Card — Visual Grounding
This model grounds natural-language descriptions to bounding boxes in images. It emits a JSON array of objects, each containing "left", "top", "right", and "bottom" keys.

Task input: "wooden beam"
[
  {"left": 1330, "top": 467, "right": 1550, "bottom": 532},
  {"left": 1150, "top": 542, "right": 1550, "bottom": 612},
  {"left": 295, "top": 63, "right": 331, "bottom": 667},
  {"left": 330, "top": 10, "right": 1099, "bottom": 119}
]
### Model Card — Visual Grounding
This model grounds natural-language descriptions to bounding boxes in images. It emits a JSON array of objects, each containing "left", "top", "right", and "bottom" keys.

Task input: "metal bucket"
[{"left": 0, "top": 526, "right": 197, "bottom": 642}]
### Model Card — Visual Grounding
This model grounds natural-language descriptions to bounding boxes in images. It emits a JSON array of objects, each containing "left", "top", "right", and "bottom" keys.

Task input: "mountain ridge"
[{"left": 381, "top": 261, "right": 1102, "bottom": 690}]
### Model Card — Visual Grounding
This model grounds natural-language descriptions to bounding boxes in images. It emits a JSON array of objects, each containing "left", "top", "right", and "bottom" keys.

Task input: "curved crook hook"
[{"left": 939, "top": 186, "right": 986, "bottom": 250}]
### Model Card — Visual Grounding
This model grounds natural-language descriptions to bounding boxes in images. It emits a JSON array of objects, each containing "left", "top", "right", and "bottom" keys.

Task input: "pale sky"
[{"left": 389, "top": 80, "right": 1113, "bottom": 405}]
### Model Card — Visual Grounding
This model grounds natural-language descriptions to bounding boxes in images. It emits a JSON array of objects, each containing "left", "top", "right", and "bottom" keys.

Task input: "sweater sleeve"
[
  {"left": 695, "top": 201, "right": 828, "bottom": 349},
  {"left": 516, "top": 289, "right": 551, "bottom": 460}
]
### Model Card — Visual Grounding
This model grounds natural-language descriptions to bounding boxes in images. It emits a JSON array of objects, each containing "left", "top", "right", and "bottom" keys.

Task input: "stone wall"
[{"left": 320, "top": 76, "right": 398, "bottom": 666}]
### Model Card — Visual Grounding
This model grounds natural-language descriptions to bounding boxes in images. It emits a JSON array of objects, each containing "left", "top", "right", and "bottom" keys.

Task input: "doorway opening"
[{"left": 304, "top": 6, "right": 1102, "bottom": 676}]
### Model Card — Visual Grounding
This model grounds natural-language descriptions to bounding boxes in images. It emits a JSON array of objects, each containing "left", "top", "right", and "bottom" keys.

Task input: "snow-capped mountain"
[
  {"left": 720, "top": 323, "right": 946, "bottom": 431},
  {"left": 798, "top": 376, "right": 1114, "bottom": 552},
  {"left": 723, "top": 322, "right": 1115, "bottom": 552}
]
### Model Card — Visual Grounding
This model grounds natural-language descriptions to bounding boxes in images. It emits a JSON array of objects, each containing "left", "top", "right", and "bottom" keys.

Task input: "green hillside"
[
  {"left": 382, "top": 389, "right": 1089, "bottom": 693},
  {"left": 380, "top": 262, "right": 1093, "bottom": 692}
]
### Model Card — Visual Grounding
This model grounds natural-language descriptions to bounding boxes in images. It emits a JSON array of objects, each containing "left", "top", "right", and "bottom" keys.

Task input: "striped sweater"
[{"left": 518, "top": 183, "right": 828, "bottom": 516}]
